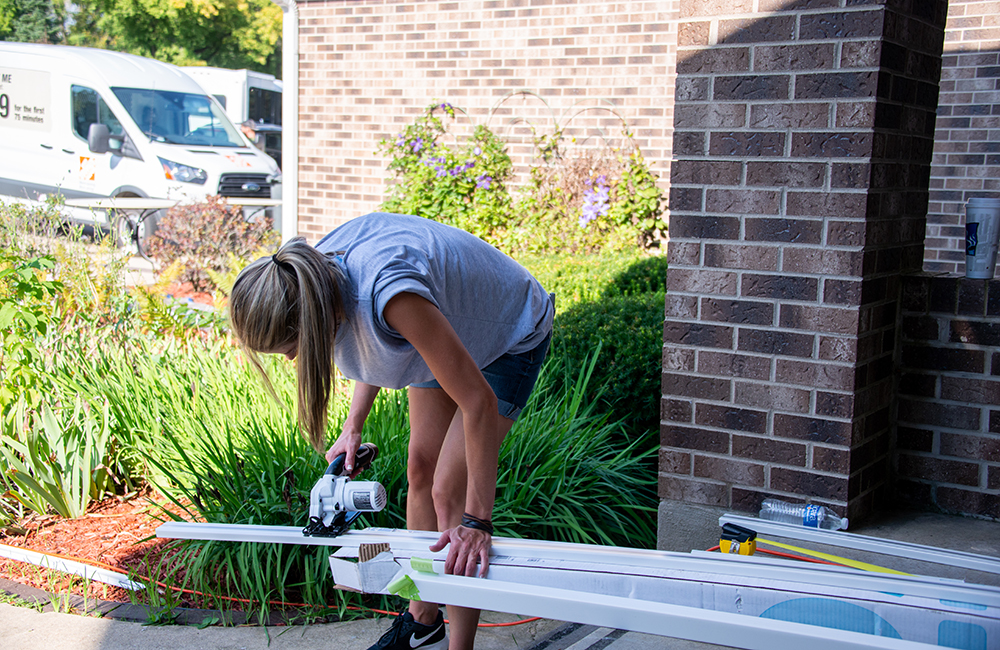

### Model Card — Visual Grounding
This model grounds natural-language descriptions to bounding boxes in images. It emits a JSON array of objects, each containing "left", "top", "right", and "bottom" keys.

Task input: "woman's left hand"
[{"left": 430, "top": 525, "right": 491, "bottom": 578}]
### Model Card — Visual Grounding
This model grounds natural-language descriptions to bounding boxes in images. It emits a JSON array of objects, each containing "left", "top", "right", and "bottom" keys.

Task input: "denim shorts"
[{"left": 410, "top": 329, "right": 552, "bottom": 421}]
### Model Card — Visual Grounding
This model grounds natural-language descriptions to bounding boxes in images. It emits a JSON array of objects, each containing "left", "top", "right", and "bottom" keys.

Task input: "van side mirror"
[{"left": 88, "top": 123, "right": 110, "bottom": 153}]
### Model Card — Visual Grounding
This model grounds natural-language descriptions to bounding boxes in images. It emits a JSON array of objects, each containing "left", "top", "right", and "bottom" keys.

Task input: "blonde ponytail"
[{"left": 229, "top": 238, "right": 344, "bottom": 452}]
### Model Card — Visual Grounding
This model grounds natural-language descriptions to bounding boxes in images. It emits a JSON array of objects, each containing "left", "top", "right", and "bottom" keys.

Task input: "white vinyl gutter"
[
  {"left": 272, "top": 0, "right": 299, "bottom": 242},
  {"left": 0, "top": 543, "right": 144, "bottom": 591}
]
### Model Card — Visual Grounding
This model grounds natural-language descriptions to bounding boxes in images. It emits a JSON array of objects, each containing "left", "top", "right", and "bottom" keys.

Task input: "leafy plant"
[
  {"left": 126, "top": 558, "right": 181, "bottom": 626},
  {"left": 0, "top": 196, "right": 141, "bottom": 363},
  {"left": 608, "top": 148, "right": 667, "bottom": 250},
  {"left": 550, "top": 292, "right": 665, "bottom": 437},
  {"left": 0, "top": 255, "right": 62, "bottom": 407},
  {"left": 0, "top": 195, "right": 69, "bottom": 258},
  {"left": 379, "top": 103, "right": 513, "bottom": 243},
  {"left": 0, "top": 398, "right": 119, "bottom": 518},
  {"left": 143, "top": 384, "right": 404, "bottom": 619},
  {"left": 378, "top": 102, "right": 666, "bottom": 256},
  {"left": 520, "top": 251, "right": 665, "bottom": 312},
  {"left": 522, "top": 253, "right": 668, "bottom": 437},
  {"left": 139, "top": 349, "right": 655, "bottom": 621},
  {"left": 495, "top": 348, "right": 657, "bottom": 548},
  {"left": 507, "top": 132, "right": 665, "bottom": 255},
  {"left": 145, "top": 195, "right": 279, "bottom": 292}
]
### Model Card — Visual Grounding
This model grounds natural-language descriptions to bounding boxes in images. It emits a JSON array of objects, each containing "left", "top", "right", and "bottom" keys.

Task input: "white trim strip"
[
  {"left": 156, "top": 522, "right": 1000, "bottom": 608},
  {"left": 406, "top": 571, "right": 944, "bottom": 650},
  {"left": 0, "top": 543, "right": 144, "bottom": 591},
  {"left": 719, "top": 514, "right": 1000, "bottom": 575}
]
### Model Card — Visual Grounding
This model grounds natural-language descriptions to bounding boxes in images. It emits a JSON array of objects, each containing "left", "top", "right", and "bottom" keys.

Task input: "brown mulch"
[
  {"left": 0, "top": 492, "right": 191, "bottom": 606},
  {"left": 161, "top": 281, "right": 216, "bottom": 308}
]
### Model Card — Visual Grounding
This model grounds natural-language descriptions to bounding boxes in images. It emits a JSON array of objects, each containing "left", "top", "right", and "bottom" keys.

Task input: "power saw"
[{"left": 302, "top": 442, "right": 387, "bottom": 538}]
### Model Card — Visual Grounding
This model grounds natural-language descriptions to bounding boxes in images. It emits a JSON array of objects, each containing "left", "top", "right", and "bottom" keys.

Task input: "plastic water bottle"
[{"left": 759, "top": 498, "right": 849, "bottom": 531}]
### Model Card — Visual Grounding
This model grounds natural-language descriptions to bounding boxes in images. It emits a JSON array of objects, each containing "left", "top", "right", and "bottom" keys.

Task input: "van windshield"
[{"left": 111, "top": 87, "right": 244, "bottom": 147}]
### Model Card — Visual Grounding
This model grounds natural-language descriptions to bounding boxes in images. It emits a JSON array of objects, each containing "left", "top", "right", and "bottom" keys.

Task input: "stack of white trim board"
[{"left": 156, "top": 515, "right": 1000, "bottom": 650}]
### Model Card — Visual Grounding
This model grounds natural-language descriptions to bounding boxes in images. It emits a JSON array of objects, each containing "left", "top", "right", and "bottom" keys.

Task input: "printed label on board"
[{"left": 0, "top": 67, "right": 52, "bottom": 132}]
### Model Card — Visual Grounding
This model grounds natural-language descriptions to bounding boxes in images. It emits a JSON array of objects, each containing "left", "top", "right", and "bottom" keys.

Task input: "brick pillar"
[{"left": 661, "top": 1, "right": 948, "bottom": 528}]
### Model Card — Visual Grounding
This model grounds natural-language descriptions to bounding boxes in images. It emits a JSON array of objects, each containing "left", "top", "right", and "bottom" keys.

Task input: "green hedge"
[
  {"left": 521, "top": 252, "right": 666, "bottom": 311},
  {"left": 521, "top": 253, "right": 667, "bottom": 438}
]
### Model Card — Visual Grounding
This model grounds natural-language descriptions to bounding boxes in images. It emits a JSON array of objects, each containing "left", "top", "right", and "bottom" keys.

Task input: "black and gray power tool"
[{"left": 302, "top": 443, "right": 387, "bottom": 538}]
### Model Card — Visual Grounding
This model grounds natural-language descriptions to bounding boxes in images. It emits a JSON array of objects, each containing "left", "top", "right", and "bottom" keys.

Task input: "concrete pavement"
[{"left": 0, "top": 600, "right": 725, "bottom": 650}]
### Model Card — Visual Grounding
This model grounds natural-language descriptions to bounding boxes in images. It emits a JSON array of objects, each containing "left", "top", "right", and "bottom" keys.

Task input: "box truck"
[
  {"left": 0, "top": 43, "right": 282, "bottom": 239},
  {"left": 182, "top": 66, "right": 282, "bottom": 168}
]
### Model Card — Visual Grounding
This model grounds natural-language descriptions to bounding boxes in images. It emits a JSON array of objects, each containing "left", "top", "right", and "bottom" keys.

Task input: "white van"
[
  {"left": 0, "top": 43, "right": 281, "bottom": 237},
  {"left": 182, "top": 66, "right": 283, "bottom": 168}
]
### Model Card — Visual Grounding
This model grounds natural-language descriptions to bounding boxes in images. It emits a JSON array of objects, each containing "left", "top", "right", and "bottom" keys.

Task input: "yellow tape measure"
[{"left": 720, "top": 522, "right": 757, "bottom": 556}]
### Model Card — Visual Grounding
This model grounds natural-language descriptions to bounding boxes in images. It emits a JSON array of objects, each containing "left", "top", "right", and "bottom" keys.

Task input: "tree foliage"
[
  {"left": 68, "top": 0, "right": 282, "bottom": 74},
  {"left": 0, "top": 0, "right": 63, "bottom": 43}
]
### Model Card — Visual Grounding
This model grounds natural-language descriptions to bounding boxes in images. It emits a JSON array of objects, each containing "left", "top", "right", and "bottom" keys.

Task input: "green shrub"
[
  {"left": 602, "top": 254, "right": 669, "bottom": 298},
  {"left": 521, "top": 252, "right": 667, "bottom": 437},
  {"left": 521, "top": 251, "right": 668, "bottom": 312},
  {"left": 550, "top": 293, "right": 665, "bottom": 436},
  {"left": 379, "top": 102, "right": 665, "bottom": 256},
  {"left": 378, "top": 103, "right": 514, "bottom": 243}
]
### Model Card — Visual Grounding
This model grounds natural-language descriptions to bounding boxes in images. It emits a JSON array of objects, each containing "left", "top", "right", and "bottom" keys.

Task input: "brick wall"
[
  {"left": 295, "top": 0, "right": 678, "bottom": 239},
  {"left": 924, "top": 0, "right": 1000, "bottom": 274},
  {"left": 898, "top": 276, "right": 1000, "bottom": 518},
  {"left": 661, "top": 1, "right": 948, "bottom": 525}
]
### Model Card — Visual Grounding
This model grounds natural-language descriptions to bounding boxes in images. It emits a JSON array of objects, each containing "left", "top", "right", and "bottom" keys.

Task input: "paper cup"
[{"left": 965, "top": 198, "right": 1000, "bottom": 279}]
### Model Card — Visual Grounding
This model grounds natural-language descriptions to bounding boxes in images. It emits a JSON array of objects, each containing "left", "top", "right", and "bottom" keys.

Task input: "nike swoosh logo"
[{"left": 410, "top": 624, "right": 442, "bottom": 648}]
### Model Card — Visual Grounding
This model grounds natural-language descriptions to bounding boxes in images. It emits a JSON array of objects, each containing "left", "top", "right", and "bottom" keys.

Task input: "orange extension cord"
[{"left": 5, "top": 546, "right": 541, "bottom": 627}]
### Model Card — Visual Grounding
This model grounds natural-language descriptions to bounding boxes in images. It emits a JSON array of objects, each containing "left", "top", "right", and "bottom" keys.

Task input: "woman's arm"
[
  {"left": 383, "top": 291, "right": 500, "bottom": 577},
  {"left": 325, "top": 381, "right": 381, "bottom": 475}
]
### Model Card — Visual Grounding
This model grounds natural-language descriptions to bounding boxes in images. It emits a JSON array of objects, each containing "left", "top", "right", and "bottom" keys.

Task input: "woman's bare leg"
[
  {"left": 407, "top": 387, "right": 516, "bottom": 649},
  {"left": 405, "top": 387, "right": 455, "bottom": 630},
  {"left": 433, "top": 411, "right": 516, "bottom": 650}
]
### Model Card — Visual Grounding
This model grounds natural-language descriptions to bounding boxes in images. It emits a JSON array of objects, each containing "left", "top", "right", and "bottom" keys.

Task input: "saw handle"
[{"left": 325, "top": 442, "right": 378, "bottom": 477}]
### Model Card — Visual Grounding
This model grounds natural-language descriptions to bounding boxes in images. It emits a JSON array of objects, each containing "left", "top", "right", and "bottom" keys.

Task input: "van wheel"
[{"left": 110, "top": 211, "right": 138, "bottom": 252}]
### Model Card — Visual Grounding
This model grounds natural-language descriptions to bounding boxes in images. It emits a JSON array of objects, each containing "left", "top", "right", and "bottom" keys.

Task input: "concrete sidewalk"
[
  {"left": 2, "top": 508, "right": 998, "bottom": 650},
  {"left": 0, "top": 601, "right": 721, "bottom": 650}
]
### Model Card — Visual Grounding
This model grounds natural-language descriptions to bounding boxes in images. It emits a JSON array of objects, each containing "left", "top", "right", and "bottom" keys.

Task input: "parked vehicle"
[
  {"left": 182, "top": 66, "right": 282, "bottom": 168},
  {"left": 0, "top": 43, "right": 281, "bottom": 239}
]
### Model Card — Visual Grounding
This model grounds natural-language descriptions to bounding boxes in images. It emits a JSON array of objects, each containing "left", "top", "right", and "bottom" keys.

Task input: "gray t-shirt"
[{"left": 315, "top": 213, "right": 554, "bottom": 389}]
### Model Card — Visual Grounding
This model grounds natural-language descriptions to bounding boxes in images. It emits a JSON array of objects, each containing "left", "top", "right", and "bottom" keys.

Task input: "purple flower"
[
  {"left": 411, "top": 138, "right": 424, "bottom": 152},
  {"left": 396, "top": 134, "right": 407, "bottom": 148},
  {"left": 473, "top": 146, "right": 482, "bottom": 156},
  {"left": 580, "top": 177, "right": 610, "bottom": 227},
  {"left": 476, "top": 174, "right": 492, "bottom": 189}
]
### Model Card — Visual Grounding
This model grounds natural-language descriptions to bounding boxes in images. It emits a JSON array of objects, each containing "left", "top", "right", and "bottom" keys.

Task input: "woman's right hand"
[
  {"left": 326, "top": 427, "right": 362, "bottom": 475},
  {"left": 325, "top": 382, "right": 381, "bottom": 476}
]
